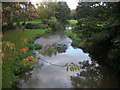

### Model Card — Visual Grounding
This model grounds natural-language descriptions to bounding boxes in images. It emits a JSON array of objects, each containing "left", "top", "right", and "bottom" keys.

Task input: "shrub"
[
  {"left": 64, "top": 30, "right": 83, "bottom": 47},
  {"left": 25, "top": 23, "right": 48, "bottom": 29},
  {"left": 68, "top": 20, "right": 77, "bottom": 27},
  {"left": 27, "top": 43, "right": 42, "bottom": 50},
  {"left": 34, "top": 44, "right": 42, "bottom": 50},
  {"left": 48, "top": 17, "right": 64, "bottom": 31},
  {"left": 41, "top": 19, "right": 49, "bottom": 24}
]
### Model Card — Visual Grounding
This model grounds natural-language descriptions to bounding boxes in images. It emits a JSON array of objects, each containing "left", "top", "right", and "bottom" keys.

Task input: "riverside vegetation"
[
  {"left": 65, "top": 2, "right": 120, "bottom": 70},
  {"left": 1, "top": 1, "right": 120, "bottom": 88},
  {"left": 2, "top": 1, "right": 70, "bottom": 88}
]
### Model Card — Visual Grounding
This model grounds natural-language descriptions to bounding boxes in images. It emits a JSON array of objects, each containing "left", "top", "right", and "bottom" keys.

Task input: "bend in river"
[{"left": 18, "top": 31, "right": 120, "bottom": 88}]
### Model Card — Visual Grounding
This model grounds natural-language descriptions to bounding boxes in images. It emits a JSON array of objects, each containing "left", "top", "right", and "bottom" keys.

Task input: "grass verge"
[{"left": 64, "top": 30, "right": 84, "bottom": 48}]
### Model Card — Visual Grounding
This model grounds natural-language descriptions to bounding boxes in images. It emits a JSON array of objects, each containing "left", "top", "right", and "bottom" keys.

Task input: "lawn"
[{"left": 3, "top": 29, "right": 48, "bottom": 48}]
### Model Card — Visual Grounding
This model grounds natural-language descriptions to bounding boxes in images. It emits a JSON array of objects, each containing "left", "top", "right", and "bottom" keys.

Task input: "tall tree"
[
  {"left": 55, "top": 2, "right": 70, "bottom": 27},
  {"left": 37, "top": 1, "right": 58, "bottom": 20},
  {"left": 75, "top": 2, "right": 120, "bottom": 70},
  {"left": 2, "top": 2, "right": 37, "bottom": 30},
  {"left": 70, "top": 9, "right": 76, "bottom": 19}
]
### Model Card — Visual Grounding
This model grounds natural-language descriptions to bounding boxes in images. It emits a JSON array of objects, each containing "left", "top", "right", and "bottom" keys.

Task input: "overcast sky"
[{"left": 30, "top": 0, "right": 78, "bottom": 10}]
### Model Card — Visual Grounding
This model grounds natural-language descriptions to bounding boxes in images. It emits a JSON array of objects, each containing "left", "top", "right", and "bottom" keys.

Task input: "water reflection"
[
  {"left": 71, "top": 60, "right": 120, "bottom": 88},
  {"left": 66, "top": 46, "right": 89, "bottom": 56},
  {"left": 18, "top": 63, "right": 44, "bottom": 88},
  {"left": 19, "top": 31, "right": 120, "bottom": 88},
  {"left": 39, "top": 44, "right": 68, "bottom": 57},
  {"left": 66, "top": 27, "right": 72, "bottom": 30}
]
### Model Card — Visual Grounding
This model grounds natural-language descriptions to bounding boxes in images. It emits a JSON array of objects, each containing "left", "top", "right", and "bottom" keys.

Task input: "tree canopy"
[{"left": 74, "top": 2, "right": 120, "bottom": 70}]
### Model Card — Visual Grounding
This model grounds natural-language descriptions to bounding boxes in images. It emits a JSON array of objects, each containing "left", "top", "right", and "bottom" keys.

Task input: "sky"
[{"left": 30, "top": 0, "right": 78, "bottom": 10}]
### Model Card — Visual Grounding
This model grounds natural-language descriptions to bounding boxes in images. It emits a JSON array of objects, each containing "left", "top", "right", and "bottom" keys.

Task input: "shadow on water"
[
  {"left": 71, "top": 60, "right": 120, "bottom": 88},
  {"left": 39, "top": 44, "right": 67, "bottom": 57},
  {"left": 18, "top": 31, "right": 120, "bottom": 88}
]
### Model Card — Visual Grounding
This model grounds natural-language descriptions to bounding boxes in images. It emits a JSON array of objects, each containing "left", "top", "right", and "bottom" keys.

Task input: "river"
[{"left": 18, "top": 31, "right": 120, "bottom": 88}]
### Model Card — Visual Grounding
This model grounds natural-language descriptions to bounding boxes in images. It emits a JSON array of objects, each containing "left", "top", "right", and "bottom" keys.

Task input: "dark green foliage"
[
  {"left": 25, "top": 23, "right": 48, "bottom": 29},
  {"left": 70, "top": 9, "right": 76, "bottom": 19},
  {"left": 41, "top": 19, "right": 49, "bottom": 24},
  {"left": 74, "top": 2, "right": 120, "bottom": 70},
  {"left": 76, "top": 2, "right": 92, "bottom": 19},
  {"left": 27, "top": 43, "right": 42, "bottom": 50},
  {"left": 2, "top": 57, "right": 20, "bottom": 88},
  {"left": 12, "top": 60, "right": 24, "bottom": 75},
  {"left": 64, "top": 30, "right": 84, "bottom": 48},
  {"left": 48, "top": 17, "right": 64, "bottom": 31},
  {"left": 55, "top": 2, "right": 70, "bottom": 27},
  {"left": 2, "top": 2, "right": 35, "bottom": 31},
  {"left": 37, "top": 1, "right": 70, "bottom": 30}
]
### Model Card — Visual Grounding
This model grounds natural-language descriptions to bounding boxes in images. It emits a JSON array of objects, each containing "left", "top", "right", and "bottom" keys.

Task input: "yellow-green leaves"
[{"left": 64, "top": 63, "right": 80, "bottom": 72}]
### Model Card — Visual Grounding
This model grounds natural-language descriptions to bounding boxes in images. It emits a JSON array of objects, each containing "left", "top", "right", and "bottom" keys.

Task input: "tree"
[
  {"left": 27, "top": 2, "right": 38, "bottom": 20},
  {"left": 2, "top": 2, "right": 37, "bottom": 31},
  {"left": 37, "top": 1, "right": 70, "bottom": 29},
  {"left": 37, "top": 1, "right": 58, "bottom": 20},
  {"left": 74, "top": 2, "right": 120, "bottom": 70},
  {"left": 70, "top": 9, "right": 76, "bottom": 19},
  {"left": 55, "top": 2, "right": 70, "bottom": 27}
]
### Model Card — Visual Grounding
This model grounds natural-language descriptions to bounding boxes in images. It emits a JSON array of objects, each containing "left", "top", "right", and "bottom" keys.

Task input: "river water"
[{"left": 18, "top": 31, "right": 120, "bottom": 88}]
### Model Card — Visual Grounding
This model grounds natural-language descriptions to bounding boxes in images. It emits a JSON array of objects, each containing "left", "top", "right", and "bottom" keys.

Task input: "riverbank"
[
  {"left": 64, "top": 25, "right": 120, "bottom": 71},
  {"left": 2, "top": 28, "right": 51, "bottom": 88},
  {"left": 64, "top": 30, "right": 84, "bottom": 48},
  {"left": 18, "top": 31, "right": 90, "bottom": 88},
  {"left": 18, "top": 31, "right": 120, "bottom": 88}
]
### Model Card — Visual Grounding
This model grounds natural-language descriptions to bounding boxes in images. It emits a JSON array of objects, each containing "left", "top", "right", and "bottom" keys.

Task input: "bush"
[
  {"left": 25, "top": 23, "right": 48, "bottom": 29},
  {"left": 48, "top": 17, "right": 64, "bottom": 31},
  {"left": 27, "top": 43, "right": 42, "bottom": 50},
  {"left": 34, "top": 44, "right": 42, "bottom": 50},
  {"left": 2, "top": 55, "right": 21, "bottom": 88},
  {"left": 41, "top": 19, "right": 49, "bottom": 24},
  {"left": 64, "top": 30, "right": 83, "bottom": 47},
  {"left": 69, "top": 20, "right": 77, "bottom": 27}
]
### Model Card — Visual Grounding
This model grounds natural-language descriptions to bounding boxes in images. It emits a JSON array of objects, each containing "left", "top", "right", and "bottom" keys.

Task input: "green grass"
[
  {"left": 3, "top": 29, "right": 48, "bottom": 48},
  {"left": 2, "top": 28, "right": 50, "bottom": 88},
  {"left": 68, "top": 20, "right": 78, "bottom": 26}
]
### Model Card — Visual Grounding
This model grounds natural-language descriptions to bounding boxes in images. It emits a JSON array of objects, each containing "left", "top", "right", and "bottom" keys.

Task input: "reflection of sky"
[
  {"left": 20, "top": 33, "right": 91, "bottom": 88},
  {"left": 66, "top": 46, "right": 89, "bottom": 56}
]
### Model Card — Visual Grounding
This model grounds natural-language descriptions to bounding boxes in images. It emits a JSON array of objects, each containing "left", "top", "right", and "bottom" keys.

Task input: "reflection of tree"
[
  {"left": 19, "top": 63, "right": 44, "bottom": 84},
  {"left": 53, "top": 44, "right": 67, "bottom": 53},
  {"left": 39, "top": 45, "right": 57, "bottom": 57},
  {"left": 39, "top": 44, "right": 67, "bottom": 57},
  {"left": 70, "top": 60, "right": 120, "bottom": 88},
  {"left": 18, "top": 63, "right": 44, "bottom": 88}
]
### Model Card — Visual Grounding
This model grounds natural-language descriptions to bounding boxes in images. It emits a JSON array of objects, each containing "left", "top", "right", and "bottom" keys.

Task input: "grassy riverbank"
[
  {"left": 2, "top": 28, "right": 50, "bottom": 88},
  {"left": 3, "top": 29, "right": 49, "bottom": 48},
  {"left": 64, "top": 30, "right": 84, "bottom": 48},
  {"left": 65, "top": 20, "right": 83, "bottom": 48}
]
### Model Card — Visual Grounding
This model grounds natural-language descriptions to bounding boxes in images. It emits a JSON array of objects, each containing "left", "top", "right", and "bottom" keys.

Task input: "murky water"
[{"left": 18, "top": 31, "right": 120, "bottom": 88}]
